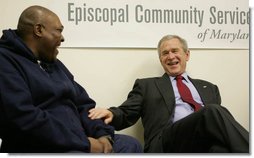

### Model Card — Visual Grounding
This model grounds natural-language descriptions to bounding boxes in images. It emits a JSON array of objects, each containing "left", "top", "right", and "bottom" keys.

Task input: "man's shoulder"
[
  {"left": 133, "top": 75, "right": 167, "bottom": 87},
  {"left": 190, "top": 77, "right": 216, "bottom": 86},
  {"left": 136, "top": 76, "right": 163, "bottom": 82}
]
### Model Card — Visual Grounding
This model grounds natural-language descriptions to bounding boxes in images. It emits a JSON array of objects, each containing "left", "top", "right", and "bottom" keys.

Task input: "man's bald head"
[
  {"left": 16, "top": 5, "right": 64, "bottom": 63},
  {"left": 17, "top": 5, "right": 57, "bottom": 38}
]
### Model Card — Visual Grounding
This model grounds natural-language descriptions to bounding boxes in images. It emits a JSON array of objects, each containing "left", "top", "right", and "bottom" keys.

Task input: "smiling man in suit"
[{"left": 89, "top": 35, "right": 249, "bottom": 153}]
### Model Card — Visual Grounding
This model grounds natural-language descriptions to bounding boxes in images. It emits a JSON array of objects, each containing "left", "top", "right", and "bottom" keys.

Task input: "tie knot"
[{"left": 176, "top": 75, "right": 183, "bottom": 80}]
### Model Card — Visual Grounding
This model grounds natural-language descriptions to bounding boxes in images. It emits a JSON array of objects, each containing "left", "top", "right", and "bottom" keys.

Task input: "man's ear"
[
  {"left": 186, "top": 50, "right": 190, "bottom": 61},
  {"left": 33, "top": 24, "right": 43, "bottom": 37}
]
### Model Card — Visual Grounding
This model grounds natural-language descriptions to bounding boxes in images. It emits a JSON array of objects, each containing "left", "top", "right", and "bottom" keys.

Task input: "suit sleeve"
[{"left": 109, "top": 79, "right": 143, "bottom": 130}]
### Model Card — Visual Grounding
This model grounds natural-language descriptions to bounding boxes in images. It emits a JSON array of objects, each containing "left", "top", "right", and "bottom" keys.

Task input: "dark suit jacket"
[{"left": 109, "top": 73, "right": 221, "bottom": 152}]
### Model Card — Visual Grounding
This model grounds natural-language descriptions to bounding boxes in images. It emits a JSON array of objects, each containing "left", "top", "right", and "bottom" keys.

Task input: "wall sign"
[{"left": 0, "top": 0, "right": 249, "bottom": 49}]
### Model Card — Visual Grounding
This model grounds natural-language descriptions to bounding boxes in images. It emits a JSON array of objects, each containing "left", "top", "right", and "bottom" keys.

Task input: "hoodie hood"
[{"left": 0, "top": 29, "right": 37, "bottom": 63}]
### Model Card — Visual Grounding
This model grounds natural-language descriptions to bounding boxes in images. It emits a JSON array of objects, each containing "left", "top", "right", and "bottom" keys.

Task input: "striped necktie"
[{"left": 176, "top": 75, "right": 202, "bottom": 111}]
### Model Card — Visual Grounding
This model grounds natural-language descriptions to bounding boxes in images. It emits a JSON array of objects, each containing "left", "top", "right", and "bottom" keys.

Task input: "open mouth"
[{"left": 167, "top": 61, "right": 179, "bottom": 66}]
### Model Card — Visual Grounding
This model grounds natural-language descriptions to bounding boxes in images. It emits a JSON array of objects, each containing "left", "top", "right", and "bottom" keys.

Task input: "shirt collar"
[{"left": 169, "top": 72, "right": 189, "bottom": 82}]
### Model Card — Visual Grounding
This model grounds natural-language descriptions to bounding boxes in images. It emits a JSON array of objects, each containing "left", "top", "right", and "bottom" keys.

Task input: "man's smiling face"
[{"left": 159, "top": 38, "right": 190, "bottom": 77}]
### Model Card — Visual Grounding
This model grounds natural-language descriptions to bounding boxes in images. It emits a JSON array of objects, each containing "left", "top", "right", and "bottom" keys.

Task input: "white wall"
[{"left": 57, "top": 48, "right": 249, "bottom": 145}]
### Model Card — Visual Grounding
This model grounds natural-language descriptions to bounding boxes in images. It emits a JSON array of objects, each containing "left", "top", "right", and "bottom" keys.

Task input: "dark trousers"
[
  {"left": 161, "top": 104, "right": 249, "bottom": 153},
  {"left": 113, "top": 134, "right": 143, "bottom": 153}
]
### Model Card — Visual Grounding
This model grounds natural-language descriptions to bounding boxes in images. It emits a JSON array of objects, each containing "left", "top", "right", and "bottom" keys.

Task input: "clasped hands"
[{"left": 88, "top": 136, "right": 113, "bottom": 153}]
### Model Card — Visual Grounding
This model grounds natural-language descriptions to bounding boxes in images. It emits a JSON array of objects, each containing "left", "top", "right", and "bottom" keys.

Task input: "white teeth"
[{"left": 168, "top": 61, "right": 178, "bottom": 65}]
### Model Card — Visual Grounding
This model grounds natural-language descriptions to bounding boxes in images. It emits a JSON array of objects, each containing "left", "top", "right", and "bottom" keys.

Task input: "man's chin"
[
  {"left": 167, "top": 70, "right": 181, "bottom": 77},
  {"left": 42, "top": 57, "right": 57, "bottom": 63}
]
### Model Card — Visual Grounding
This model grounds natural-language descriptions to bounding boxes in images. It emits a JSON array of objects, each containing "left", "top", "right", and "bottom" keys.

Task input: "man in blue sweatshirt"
[{"left": 0, "top": 5, "right": 142, "bottom": 153}]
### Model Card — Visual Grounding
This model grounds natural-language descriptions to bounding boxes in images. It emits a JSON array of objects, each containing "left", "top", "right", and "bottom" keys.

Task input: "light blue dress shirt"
[{"left": 169, "top": 72, "right": 204, "bottom": 123}]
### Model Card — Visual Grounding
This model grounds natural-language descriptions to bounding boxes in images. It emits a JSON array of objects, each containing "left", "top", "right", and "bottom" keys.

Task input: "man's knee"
[
  {"left": 204, "top": 104, "right": 221, "bottom": 111},
  {"left": 204, "top": 104, "right": 233, "bottom": 117},
  {"left": 113, "top": 134, "right": 143, "bottom": 153}
]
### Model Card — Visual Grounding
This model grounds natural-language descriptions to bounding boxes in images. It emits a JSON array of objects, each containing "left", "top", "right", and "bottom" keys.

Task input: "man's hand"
[
  {"left": 98, "top": 136, "right": 113, "bottom": 153},
  {"left": 88, "top": 137, "right": 104, "bottom": 153},
  {"left": 88, "top": 137, "right": 113, "bottom": 153},
  {"left": 89, "top": 108, "right": 113, "bottom": 124}
]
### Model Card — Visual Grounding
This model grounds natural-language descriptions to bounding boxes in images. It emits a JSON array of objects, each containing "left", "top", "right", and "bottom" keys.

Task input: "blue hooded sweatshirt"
[{"left": 0, "top": 29, "right": 114, "bottom": 152}]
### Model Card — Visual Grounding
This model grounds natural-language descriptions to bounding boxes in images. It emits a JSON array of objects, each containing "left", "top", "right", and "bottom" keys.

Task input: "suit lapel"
[
  {"left": 155, "top": 73, "right": 175, "bottom": 114},
  {"left": 189, "top": 77, "right": 210, "bottom": 104}
]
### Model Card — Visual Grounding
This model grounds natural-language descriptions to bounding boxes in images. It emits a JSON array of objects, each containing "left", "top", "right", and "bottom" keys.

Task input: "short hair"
[{"left": 157, "top": 35, "right": 189, "bottom": 56}]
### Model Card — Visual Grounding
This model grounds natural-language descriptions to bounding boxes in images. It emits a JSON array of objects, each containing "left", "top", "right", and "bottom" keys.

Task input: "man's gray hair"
[{"left": 157, "top": 35, "right": 189, "bottom": 57}]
